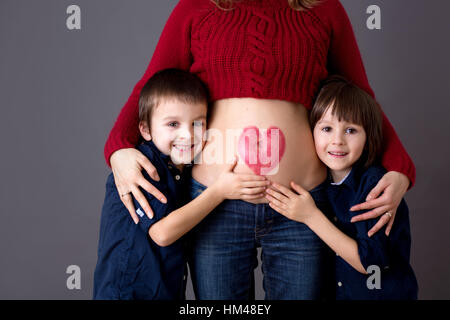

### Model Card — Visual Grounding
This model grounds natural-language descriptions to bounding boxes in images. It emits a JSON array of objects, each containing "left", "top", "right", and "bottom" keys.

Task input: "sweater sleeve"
[
  {"left": 104, "top": 0, "right": 196, "bottom": 167},
  {"left": 326, "top": 0, "right": 416, "bottom": 188}
]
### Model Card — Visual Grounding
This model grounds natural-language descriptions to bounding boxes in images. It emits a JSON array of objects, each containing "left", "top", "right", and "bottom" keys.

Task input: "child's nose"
[
  {"left": 332, "top": 132, "right": 344, "bottom": 145},
  {"left": 178, "top": 126, "right": 192, "bottom": 140}
]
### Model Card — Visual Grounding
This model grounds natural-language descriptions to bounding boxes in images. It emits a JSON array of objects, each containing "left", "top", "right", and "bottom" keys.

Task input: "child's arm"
[
  {"left": 150, "top": 158, "right": 269, "bottom": 247},
  {"left": 265, "top": 181, "right": 367, "bottom": 274},
  {"left": 302, "top": 209, "right": 367, "bottom": 274}
]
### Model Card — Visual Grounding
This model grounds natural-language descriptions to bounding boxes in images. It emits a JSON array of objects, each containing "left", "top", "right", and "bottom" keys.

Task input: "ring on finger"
[{"left": 385, "top": 211, "right": 392, "bottom": 219}]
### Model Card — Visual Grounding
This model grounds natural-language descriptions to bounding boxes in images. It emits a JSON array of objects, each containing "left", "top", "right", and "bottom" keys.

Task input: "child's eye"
[
  {"left": 345, "top": 128, "right": 357, "bottom": 134},
  {"left": 168, "top": 122, "right": 179, "bottom": 127},
  {"left": 321, "top": 126, "right": 331, "bottom": 132}
]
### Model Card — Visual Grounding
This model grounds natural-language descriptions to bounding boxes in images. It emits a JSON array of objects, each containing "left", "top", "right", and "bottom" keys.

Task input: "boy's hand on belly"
[
  {"left": 265, "top": 181, "right": 319, "bottom": 224},
  {"left": 211, "top": 156, "right": 271, "bottom": 201}
]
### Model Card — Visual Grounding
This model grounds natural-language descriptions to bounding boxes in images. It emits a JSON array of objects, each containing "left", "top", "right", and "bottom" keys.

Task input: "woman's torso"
[{"left": 192, "top": 98, "right": 326, "bottom": 203}]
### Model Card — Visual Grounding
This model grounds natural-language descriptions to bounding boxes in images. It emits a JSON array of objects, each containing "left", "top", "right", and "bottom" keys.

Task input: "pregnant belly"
[
  {"left": 238, "top": 125, "right": 286, "bottom": 176},
  {"left": 192, "top": 98, "right": 326, "bottom": 204}
]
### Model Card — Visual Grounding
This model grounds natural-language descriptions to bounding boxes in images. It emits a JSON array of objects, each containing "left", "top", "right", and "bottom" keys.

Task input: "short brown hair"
[
  {"left": 138, "top": 69, "right": 209, "bottom": 127},
  {"left": 210, "top": 0, "right": 319, "bottom": 11},
  {"left": 310, "top": 75, "right": 383, "bottom": 168}
]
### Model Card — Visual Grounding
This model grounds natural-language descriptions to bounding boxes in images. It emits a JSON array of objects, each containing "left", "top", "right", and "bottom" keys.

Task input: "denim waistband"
[
  {"left": 190, "top": 177, "right": 207, "bottom": 191},
  {"left": 189, "top": 177, "right": 329, "bottom": 206}
]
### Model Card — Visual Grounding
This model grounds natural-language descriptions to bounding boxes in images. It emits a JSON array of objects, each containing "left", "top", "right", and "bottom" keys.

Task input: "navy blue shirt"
[
  {"left": 93, "top": 140, "right": 191, "bottom": 300},
  {"left": 326, "top": 163, "right": 418, "bottom": 300},
  {"left": 133, "top": 141, "right": 192, "bottom": 234}
]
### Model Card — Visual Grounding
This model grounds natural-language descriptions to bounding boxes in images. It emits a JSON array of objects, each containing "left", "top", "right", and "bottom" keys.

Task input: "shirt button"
[
  {"left": 338, "top": 281, "right": 342, "bottom": 287},
  {"left": 175, "top": 175, "right": 181, "bottom": 180},
  {"left": 333, "top": 216, "right": 338, "bottom": 222}
]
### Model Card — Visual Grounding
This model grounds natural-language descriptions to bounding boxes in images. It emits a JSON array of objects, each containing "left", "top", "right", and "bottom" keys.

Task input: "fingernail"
[
  {"left": 366, "top": 196, "right": 372, "bottom": 201},
  {"left": 161, "top": 198, "right": 167, "bottom": 204},
  {"left": 368, "top": 232, "right": 373, "bottom": 237}
]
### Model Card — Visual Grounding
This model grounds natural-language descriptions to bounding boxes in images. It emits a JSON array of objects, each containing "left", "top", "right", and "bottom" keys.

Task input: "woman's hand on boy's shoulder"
[
  {"left": 110, "top": 148, "right": 167, "bottom": 223},
  {"left": 211, "top": 156, "right": 270, "bottom": 201},
  {"left": 350, "top": 171, "right": 410, "bottom": 237}
]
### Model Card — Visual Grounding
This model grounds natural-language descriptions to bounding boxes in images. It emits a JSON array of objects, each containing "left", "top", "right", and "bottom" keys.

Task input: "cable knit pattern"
[
  {"left": 190, "top": 1, "right": 329, "bottom": 105},
  {"left": 247, "top": 10, "right": 277, "bottom": 96},
  {"left": 104, "top": 0, "right": 415, "bottom": 187}
]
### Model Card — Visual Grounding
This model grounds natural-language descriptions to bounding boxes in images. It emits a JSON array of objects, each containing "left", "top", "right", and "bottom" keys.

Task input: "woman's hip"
[{"left": 188, "top": 177, "right": 332, "bottom": 242}]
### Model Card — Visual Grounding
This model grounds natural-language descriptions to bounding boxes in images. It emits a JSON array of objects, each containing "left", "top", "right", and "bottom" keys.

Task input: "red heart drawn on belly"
[{"left": 238, "top": 126, "right": 286, "bottom": 175}]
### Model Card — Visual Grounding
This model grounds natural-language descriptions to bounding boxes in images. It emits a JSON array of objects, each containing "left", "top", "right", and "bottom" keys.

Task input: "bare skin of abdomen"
[{"left": 192, "top": 98, "right": 327, "bottom": 204}]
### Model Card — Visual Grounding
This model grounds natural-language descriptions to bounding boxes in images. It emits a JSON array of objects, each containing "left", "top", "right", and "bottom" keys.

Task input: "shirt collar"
[
  {"left": 142, "top": 140, "right": 193, "bottom": 172},
  {"left": 330, "top": 170, "right": 352, "bottom": 186},
  {"left": 328, "top": 161, "right": 365, "bottom": 193},
  {"left": 143, "top": 140, "right": 171, "bottom": 163}
]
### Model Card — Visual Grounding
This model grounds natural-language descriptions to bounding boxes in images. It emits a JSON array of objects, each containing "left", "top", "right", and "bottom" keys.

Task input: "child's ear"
[{"left": 139, "top": 121, "right": 152, "bottom": 141}]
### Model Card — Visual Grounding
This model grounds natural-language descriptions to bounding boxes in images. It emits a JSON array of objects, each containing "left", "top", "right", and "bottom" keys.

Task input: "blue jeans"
[{"left": 187, "top": 178, "right": 334, "bottom": 300}]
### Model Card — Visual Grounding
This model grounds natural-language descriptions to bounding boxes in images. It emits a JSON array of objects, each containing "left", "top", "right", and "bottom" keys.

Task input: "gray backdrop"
[{"left": 1, "top": 0, "right": 449, "bottom": 300}]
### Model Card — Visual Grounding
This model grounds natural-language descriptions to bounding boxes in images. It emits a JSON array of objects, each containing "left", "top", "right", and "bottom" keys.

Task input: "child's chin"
[{"left": 171, "top": 155, "right": 194, "bottom": 165}]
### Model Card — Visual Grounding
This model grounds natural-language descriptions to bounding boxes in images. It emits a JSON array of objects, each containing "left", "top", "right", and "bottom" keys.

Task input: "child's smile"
[
  {"left": 172, "top": 143, "right": 195, "bottom": 152},
  {"left": 327, "top": 151, "right": 349, "bottom": 158}
]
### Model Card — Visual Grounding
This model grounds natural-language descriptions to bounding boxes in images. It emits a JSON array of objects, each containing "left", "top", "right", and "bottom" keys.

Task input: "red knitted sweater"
[{"left": 104, "top": 0, "right": 415, "bottom": 186}]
